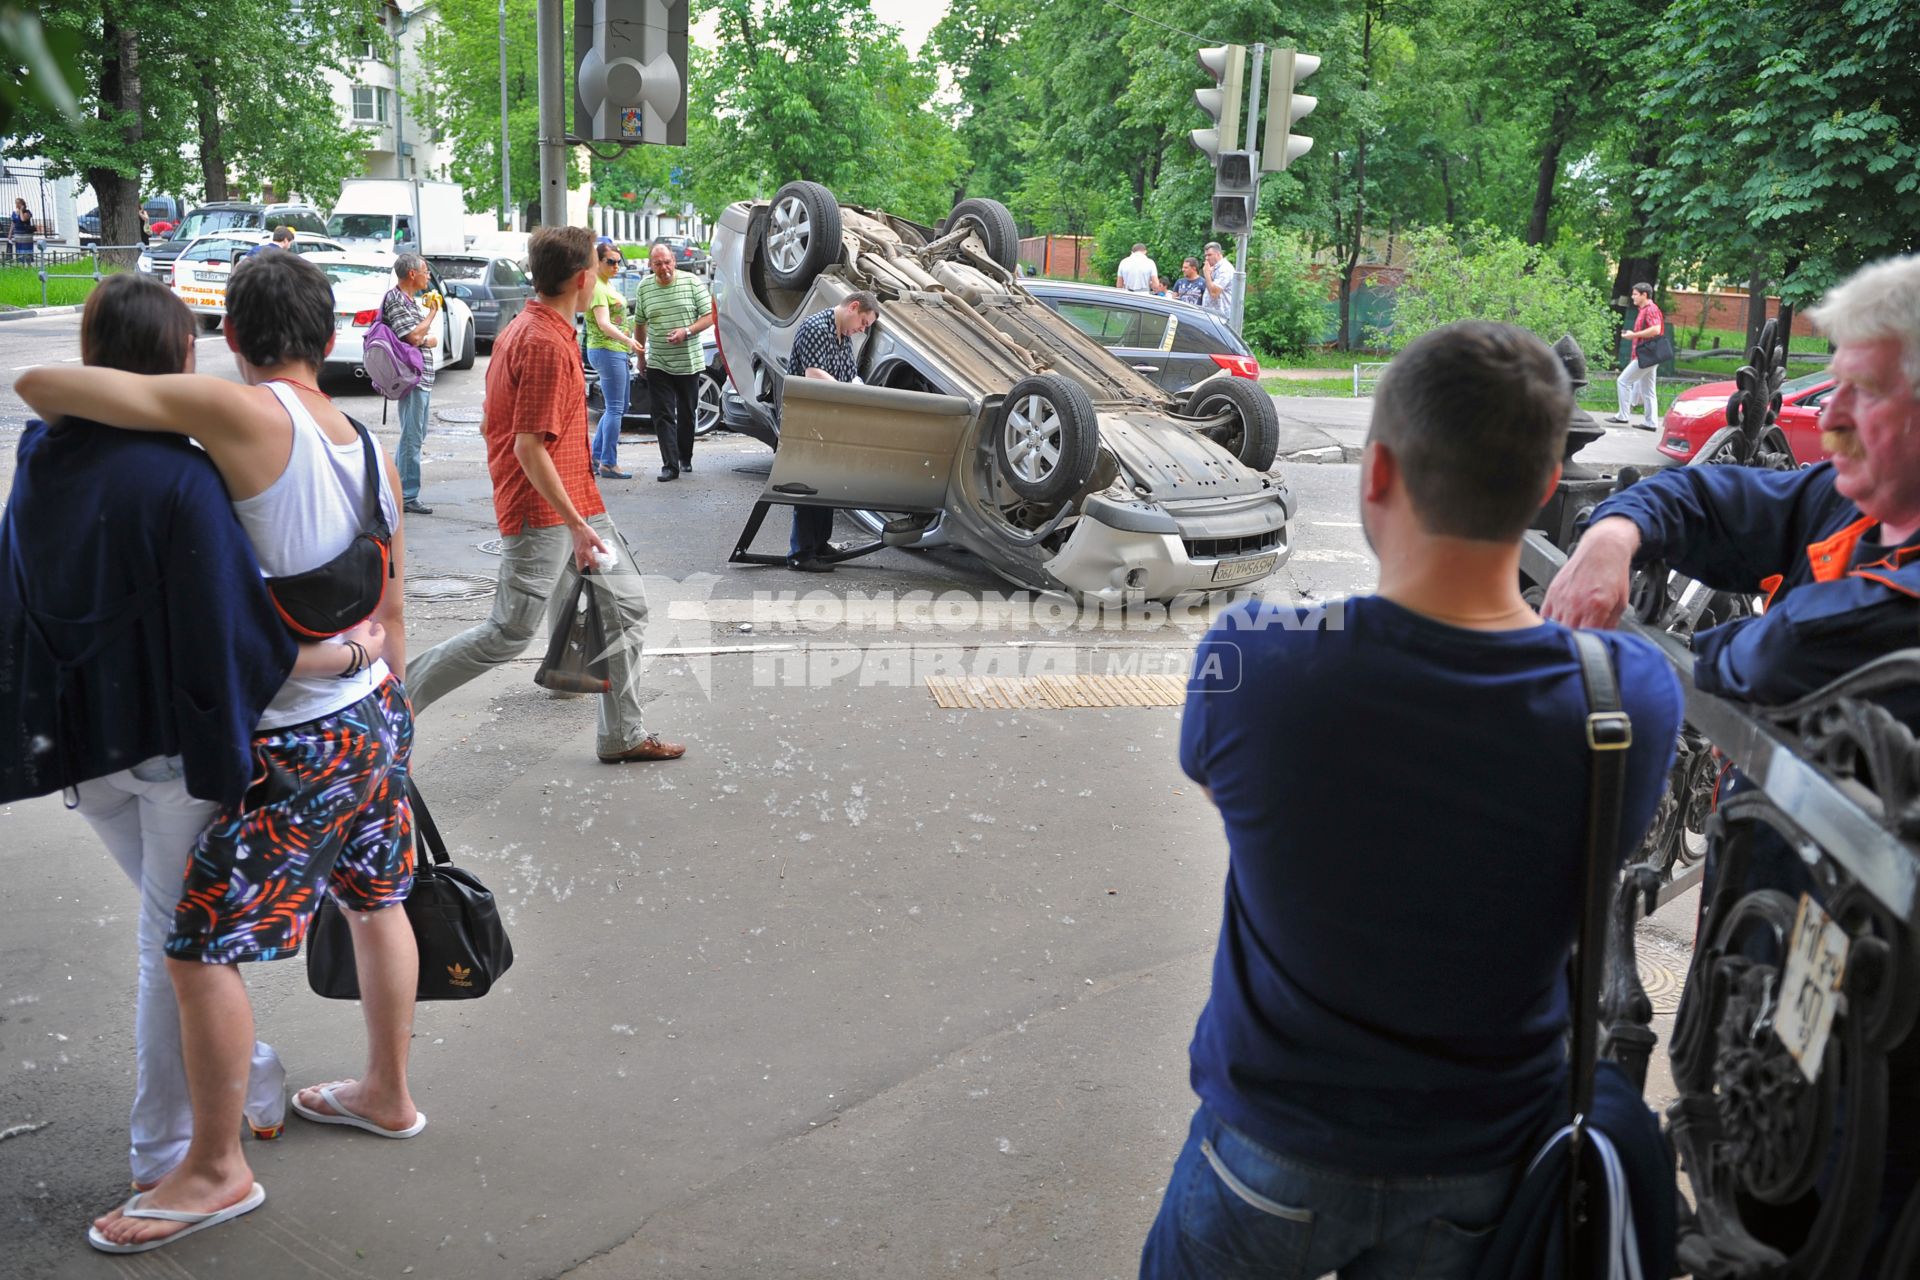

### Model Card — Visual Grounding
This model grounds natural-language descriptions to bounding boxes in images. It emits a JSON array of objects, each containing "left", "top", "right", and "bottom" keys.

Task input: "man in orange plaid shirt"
[{"left": 407, "top": 225, "right": 685, "bottom": 762}]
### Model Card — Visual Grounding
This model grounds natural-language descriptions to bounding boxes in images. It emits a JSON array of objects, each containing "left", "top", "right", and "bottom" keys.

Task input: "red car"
[{"left": 1656, "top": 370, "right": 1835, "bottom": 466}]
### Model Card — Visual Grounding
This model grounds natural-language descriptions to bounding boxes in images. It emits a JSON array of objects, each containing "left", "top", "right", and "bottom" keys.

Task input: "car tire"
[
  {"left": 695, "top": 368, "right": 723, "bottom": 436},
  {"left": 994, "top": 374, "right": 1100, "bottom": 504},
  {"left": 762, "top": 181, "right": 842, "bottom": 291},
  {"left": 199, "top": 314, "right": 221, "bottom": 332},
  {"left": 940, "top": 198, "right": 1019, "bottom": 272},
  {"left": 1185, "top": 376, "right": 1280, "bottom": 472},
  {"left": 453, "top": 320, "right": 477, "bottom": 370}
]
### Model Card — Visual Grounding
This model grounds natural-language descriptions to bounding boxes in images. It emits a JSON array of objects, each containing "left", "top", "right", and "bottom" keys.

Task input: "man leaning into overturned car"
[
  {"left": 1544, "top": 253, "right": 1920, "bottom": 1261},
  {"left": 786, "top": 291, "right": 881, "bottom": 573}
]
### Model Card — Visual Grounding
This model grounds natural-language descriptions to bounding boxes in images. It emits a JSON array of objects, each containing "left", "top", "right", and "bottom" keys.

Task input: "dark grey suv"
[
  {"left": 137, "top": 202, "right": 328, "bottom": 282},
  {"left": 1023, "top": 280, "right": 1260, "bottom": 396}
]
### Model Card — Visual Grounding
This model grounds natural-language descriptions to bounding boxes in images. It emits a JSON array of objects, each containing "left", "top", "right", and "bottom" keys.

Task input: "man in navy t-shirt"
[{"left": 1140, "top": 321, "right": 1682, "bottom": 1279}]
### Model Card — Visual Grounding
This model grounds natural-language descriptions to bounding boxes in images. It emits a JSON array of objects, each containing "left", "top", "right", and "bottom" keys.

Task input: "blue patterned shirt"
[{"left": 786, "top": 307, "right": 858, "bottom": 383}]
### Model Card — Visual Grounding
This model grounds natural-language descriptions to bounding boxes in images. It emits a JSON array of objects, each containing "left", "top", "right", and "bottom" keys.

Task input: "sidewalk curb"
[{"left": 0, "top": 304, "right": 86, "bottom": 321}]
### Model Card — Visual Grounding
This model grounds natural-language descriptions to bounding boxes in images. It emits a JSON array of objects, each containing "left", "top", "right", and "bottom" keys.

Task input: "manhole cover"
[
  {"left": 1637, "top": 956, "right": 1686, "bottom": 1015},
  {"left": 406, "top": 573, "right": 495, "bottom": 602},
  {"left": 927, "top": 674, "right": 1185, "bottom": 710},
  {"left": 476, "top": 538, "right": 503, "bottom": 556},
  {"left": 437, "top": 408, "right": 485, "bottom": 425}
]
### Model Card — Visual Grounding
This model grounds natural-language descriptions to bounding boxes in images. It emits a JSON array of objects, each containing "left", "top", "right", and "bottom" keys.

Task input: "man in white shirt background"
[
  {"left": 1203, "top": 241, "right": 1237, "bottom": 316},
  {"left": 1116, "top": 244, "right": 1159, "bottom": 294}
]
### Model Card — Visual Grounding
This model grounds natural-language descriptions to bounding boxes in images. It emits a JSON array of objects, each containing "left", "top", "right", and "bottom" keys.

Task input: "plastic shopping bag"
[{"left": 534, "top": 567, "right": 613, "bottom": 694}]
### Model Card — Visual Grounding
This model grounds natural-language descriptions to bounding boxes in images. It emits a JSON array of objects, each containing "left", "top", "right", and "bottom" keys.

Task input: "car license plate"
[
  {"left": 336, "top": 315, "right": 351, "bottom": 330},
  {"left": 1774, "top": 892, "right": 1848, "bottom": 1082},
  {"left": 1211, "top": 552, "right": 1278, "bottom": 585}
]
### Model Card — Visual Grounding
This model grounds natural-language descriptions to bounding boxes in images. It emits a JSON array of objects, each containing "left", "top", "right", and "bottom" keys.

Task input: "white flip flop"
[
  {"left": 86, "top": 1182, "right": 266, "bottom": 1254},
  {"left": 290, "top": 1083, "right": 427, "bottom": 1138}
]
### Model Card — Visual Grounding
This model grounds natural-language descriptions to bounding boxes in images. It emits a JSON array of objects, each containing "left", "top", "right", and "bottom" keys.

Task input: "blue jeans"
[
  {"left": 394, "top": 382, "right": 431, "bottom": 502},
  {"left": 1140, "top": 1106, "right": 1517, "bottom": 1279},
  {"left": 587, "top": 346, "right": 630, "bottom": 469}
]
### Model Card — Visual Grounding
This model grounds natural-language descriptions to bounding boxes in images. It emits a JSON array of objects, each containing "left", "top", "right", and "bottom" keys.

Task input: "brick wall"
[
  {"left": 1662, "top": 289, "right": 1819, "bottom": 339},
  {"left": 1017, "top": 235, "right": 1100, "bottom": 281}
]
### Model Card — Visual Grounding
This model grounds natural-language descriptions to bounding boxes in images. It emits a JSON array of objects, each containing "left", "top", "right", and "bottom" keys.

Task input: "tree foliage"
[{"left": 1385, "top": 224, "right": 1617, "bottom": 362}]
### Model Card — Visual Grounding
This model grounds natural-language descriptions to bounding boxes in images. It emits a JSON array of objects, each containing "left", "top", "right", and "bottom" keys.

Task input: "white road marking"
[
  {"left": 1289, "top": 548, "right": 1372, "bottom": 564},
  {"left": 1306, "top": 520, "right": 1362, "bottom": 527}
]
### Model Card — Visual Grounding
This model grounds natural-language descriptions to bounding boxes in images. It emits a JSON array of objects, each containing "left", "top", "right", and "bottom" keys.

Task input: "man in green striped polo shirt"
[{"left": 633, "top": 242, "right": 716, "bottom": 481}]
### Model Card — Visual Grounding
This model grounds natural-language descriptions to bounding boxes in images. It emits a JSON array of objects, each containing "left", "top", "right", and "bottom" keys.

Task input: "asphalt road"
[{"left": 1, "top": 313, "right": 1696, "bottom": 1280}]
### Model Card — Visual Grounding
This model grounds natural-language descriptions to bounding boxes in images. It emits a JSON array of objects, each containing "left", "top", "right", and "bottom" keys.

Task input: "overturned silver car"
[{"left": 711, "top": 183, "right": 1294, "bottom": 603}]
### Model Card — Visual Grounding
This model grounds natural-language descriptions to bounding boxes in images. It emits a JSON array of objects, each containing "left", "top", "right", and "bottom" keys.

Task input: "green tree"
[
  {"left": 412, "top": 0, "right": 584, "bottom": 224},
  {"left": 1385, "top": 223, "right": 1616, "bottom": 363},
  {"left": 1643, "top": 0, "right": 1920, "bottom": 325},
  {"left": 10, "top": 0, "right": 375, "bottom": 256}
]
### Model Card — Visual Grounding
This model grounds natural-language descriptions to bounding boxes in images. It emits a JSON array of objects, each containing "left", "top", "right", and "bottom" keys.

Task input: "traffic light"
[
  {"left": 572, "top": 0, "right": 688, "bottom": 146},
  {"left": 1212, "top": 151, "right": 1257, "bottom": 234},
  {"left": 1261, "top": 47, "right": 1320, "bottom": 172},
  {"left": 1190, "top": 44, "right": 1247, "bottom": 168}
]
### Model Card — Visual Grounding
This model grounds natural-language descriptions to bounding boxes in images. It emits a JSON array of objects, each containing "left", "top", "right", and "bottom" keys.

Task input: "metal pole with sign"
[
  {"left": 535, "top": 0, "right": 566, "bottom": 227},
  {"left": 499, "top": 0, "right": 513, "bottom": 230}
]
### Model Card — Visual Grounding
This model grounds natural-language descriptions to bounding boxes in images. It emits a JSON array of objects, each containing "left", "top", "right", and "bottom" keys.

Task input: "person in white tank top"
[{"left": 18, "top": 251, "right": 426, "bottom": 1255}]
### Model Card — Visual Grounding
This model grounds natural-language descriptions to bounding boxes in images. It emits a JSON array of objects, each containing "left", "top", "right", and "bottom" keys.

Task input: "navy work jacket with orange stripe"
[{"left": 1591, "top": 462, "right": 1920, "bottom": 719}]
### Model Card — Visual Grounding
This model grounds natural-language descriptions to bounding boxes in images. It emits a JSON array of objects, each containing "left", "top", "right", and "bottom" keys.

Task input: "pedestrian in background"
[
  {"left": 1202, "top": 241, "right": 1235, "bottom": 317},
  {"left": 1166, "top": 257, "right": 1206, "bottom": 307},
  {"left": 406, "top": 225, "right": 686, "bottom": 764},
  {"left": 586, "top": 242, "right": 641, "bottom": 479},
  {"left": 1610, "top": 282, "right": 1665, "bottom": 430},
  {"left": 1141, "top": 321, "right": 1681, "bottom": 1278},
  {"left": 632, "top": 239, "right": 715, "bottom": 481},
  {"left": 246, "top": 226, "right": 297, "bottom": 257},
  {"left": 11, "top": 197, "right": 37, "bottom": 262},
  {"left": 1117, "top": 243, "right": 1159, "bottom": 294},
  {"left": 383, "top": 252, "right": 441, "bottom": 515}
]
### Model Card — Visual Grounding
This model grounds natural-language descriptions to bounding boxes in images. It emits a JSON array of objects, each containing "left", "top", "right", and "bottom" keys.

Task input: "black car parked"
[
  {"left": 1022, "top": 280, "right": 1260, "bottom": 395},
  {"left": 430, "top": 254, "right": 532, "bottom": 349},
  {"left": 137, "top": 202, "right": 328, "bottom": 282},
  {"left": 654, "top": 235, "right": 709, "bottom": 276}
]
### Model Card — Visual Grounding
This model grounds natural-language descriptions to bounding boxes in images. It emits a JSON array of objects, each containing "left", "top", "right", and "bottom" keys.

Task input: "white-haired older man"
[{"left": 1545, "top": 257, "right": 1920, "bottom": 1264}]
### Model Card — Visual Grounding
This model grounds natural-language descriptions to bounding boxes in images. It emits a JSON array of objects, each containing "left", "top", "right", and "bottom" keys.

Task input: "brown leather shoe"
[{"left": 598, "top": 734, "right": 687, "bottom": 763}]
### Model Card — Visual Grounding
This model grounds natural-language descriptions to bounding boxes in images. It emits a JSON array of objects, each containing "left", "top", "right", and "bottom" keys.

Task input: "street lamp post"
[{"left": 499, "top": 0, "right": 512, "bottom": 230}]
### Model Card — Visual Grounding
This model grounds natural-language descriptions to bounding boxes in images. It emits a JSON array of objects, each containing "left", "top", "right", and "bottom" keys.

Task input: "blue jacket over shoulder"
[
  {"left": 0, "top": 420, "right": 296, "bottom": 807},
  {"left": 1590, "top": 462, "right": 1920, "bottom": 717}
]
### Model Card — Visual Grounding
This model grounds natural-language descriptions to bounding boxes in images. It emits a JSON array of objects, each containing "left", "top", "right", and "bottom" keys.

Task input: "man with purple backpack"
[{"left": 374, "top": 253, "right": 440, "bottom": 515}]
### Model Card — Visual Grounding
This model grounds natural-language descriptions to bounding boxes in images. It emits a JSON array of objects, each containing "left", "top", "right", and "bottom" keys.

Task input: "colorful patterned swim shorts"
[{"left": 167, "top": 678, "right": 415, "bottom": 964}]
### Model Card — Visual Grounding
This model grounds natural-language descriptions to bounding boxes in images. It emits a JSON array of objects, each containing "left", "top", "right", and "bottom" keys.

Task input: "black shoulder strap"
[
  {"left": 343, "top": 414, "right": 391, "bottom": 542},
  {"left": 408, "top": 776, "right": 449, "bottom": 869},
  {"left": 1567, "top": 629, "right": 1632, "bottom": 1276}
]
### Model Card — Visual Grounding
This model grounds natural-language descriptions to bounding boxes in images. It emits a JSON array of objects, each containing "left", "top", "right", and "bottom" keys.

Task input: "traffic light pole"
[
  {"left": 499, "top": 0, "right": 513, "bottom": 230},
  {"left": 536, "top": 0, "right": 567, "bottom": 228},
  {"left": 1232, "top": 42, "right": 1266, "bottom": 336}
]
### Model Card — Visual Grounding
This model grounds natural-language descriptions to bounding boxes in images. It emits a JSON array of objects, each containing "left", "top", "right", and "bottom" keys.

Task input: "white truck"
[{"left": 325, "top": 179, "right": 465, "bottom": 256}]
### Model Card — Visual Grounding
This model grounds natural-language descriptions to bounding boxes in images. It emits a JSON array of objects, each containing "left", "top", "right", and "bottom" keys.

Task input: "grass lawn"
[
  {"left": 0, "top": 260, "right": 113, "bottom": 308},
  {"left": 1677, "top": 325, "right": 1829, "bottom": 354}
]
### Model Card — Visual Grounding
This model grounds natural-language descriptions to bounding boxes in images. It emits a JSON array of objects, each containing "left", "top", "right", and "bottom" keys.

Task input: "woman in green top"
[{"left": 586, "top": 245, "right": 643, "bottom": 479}]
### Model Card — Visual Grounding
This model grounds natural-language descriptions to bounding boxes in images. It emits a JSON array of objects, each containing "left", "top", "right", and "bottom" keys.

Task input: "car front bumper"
[{"left": 1043, "top": 489, "right": 1295, "bottom": 603}]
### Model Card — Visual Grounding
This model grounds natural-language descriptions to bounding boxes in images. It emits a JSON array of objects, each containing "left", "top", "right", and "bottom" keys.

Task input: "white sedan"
[
  {"left": 305, "top": 252, "right": 477, "bottom": 379},
  {"left": 170, "top": 230, "right": 347, "bottom": 329}
]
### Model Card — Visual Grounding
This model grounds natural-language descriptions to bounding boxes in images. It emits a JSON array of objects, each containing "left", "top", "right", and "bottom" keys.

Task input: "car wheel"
[
  {"left": 994, "top": 374, "right": 1100, "bottom": 504},
  {"left": 695, "top": 368, "right": 723, "bottom": 436},
  {"left": 199, "top": 313, "right": 221, "bottom": 332},
  {"left": 762, "top": 181, "right": 842, "bottom": 292},
  {"left": 1185, "top": 376, "right": 1280, "bottom": 471},
  {"left": 453, "top": 320, "right": 477, "bottom": 370},
  {"left": 940, "top": 198, "right": 1019, "bottom": 272}
]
